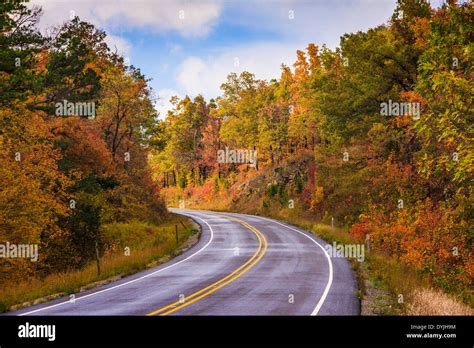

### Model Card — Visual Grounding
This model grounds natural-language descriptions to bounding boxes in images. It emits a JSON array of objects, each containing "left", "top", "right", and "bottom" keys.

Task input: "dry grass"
[{"left": 408, "top": 288, "right": 473, "bottom": 316}]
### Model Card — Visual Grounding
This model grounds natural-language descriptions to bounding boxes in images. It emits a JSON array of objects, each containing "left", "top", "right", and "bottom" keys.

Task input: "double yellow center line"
[{"left": 147, "top": 215, "right": 267, "bottom": 316}]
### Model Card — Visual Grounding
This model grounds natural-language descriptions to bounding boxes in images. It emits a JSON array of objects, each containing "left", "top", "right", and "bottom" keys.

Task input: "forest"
[
  {"left": 0, "top": 0, "right": 202, "bottom": 310},
  {"left": 0, "top": 0, "right": 472, "bottom": 313},
  {"left": 151, "top": 0, "right": 473, "bottom": 304}
]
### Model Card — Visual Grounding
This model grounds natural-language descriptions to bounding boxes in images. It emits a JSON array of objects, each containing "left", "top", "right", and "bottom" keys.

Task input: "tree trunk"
[
  {"left": 95, "top": 237, "right": 101, "bottom": 276},
  {"left": 254, "top": 145, "right": 259, "bottom": 171}
]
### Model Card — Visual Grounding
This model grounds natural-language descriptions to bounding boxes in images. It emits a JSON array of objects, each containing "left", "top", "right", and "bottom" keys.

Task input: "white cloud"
[
  {"left": 176, "top": 42, "right": 303, "bottom": 99},
  {"left": 30, "top": 0, "right": 221, "bottom": 37},
  {"left": 104, "top": 34, "right": 132, "bottom": 57},
  {"left": 177, "top": 57, "right": 208, "bottom": 97},
  {"left": 155, "top": 88, "right": 181, "bottom": 119}
]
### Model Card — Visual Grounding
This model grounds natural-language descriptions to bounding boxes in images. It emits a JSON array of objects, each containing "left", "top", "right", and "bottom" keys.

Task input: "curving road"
[{"left": 8, "top": 209, "right": 359, "bottom": 316}]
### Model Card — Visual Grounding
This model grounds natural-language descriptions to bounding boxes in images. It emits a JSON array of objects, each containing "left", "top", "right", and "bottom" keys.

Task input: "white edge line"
[
  {"left": 253, "top": 215, "right": 334, "bottom": 316},
  {"left": 18, "top": 215, "right": 214, "bottom": 316}
]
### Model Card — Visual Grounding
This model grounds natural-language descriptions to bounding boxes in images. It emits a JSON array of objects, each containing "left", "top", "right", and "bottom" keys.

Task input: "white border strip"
[
  {"left": 252, "top": 215, "right": 333, "bottom": 316},
  {"left": 19, "top": 215, "right": 214, "bottom": 316}
]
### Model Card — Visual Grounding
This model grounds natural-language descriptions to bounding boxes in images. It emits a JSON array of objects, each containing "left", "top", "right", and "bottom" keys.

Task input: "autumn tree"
[{"left": 0, "top": 1, "right": 44, "bottom": 107}]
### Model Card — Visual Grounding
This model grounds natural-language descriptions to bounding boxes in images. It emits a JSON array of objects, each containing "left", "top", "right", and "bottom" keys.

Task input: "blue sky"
[{"left": 31, "top": 0, "right": 447, "bottom": 116}]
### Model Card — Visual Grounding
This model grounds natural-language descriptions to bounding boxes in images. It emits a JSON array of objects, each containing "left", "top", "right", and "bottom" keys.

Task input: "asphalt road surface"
[{"left": 8, "top": 209, "right": 359, "bottom": 316}]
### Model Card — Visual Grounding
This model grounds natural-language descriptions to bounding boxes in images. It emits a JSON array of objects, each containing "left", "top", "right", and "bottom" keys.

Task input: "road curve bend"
[{"left": 8, "top": 209, "right": 359, "bottom": 316}]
